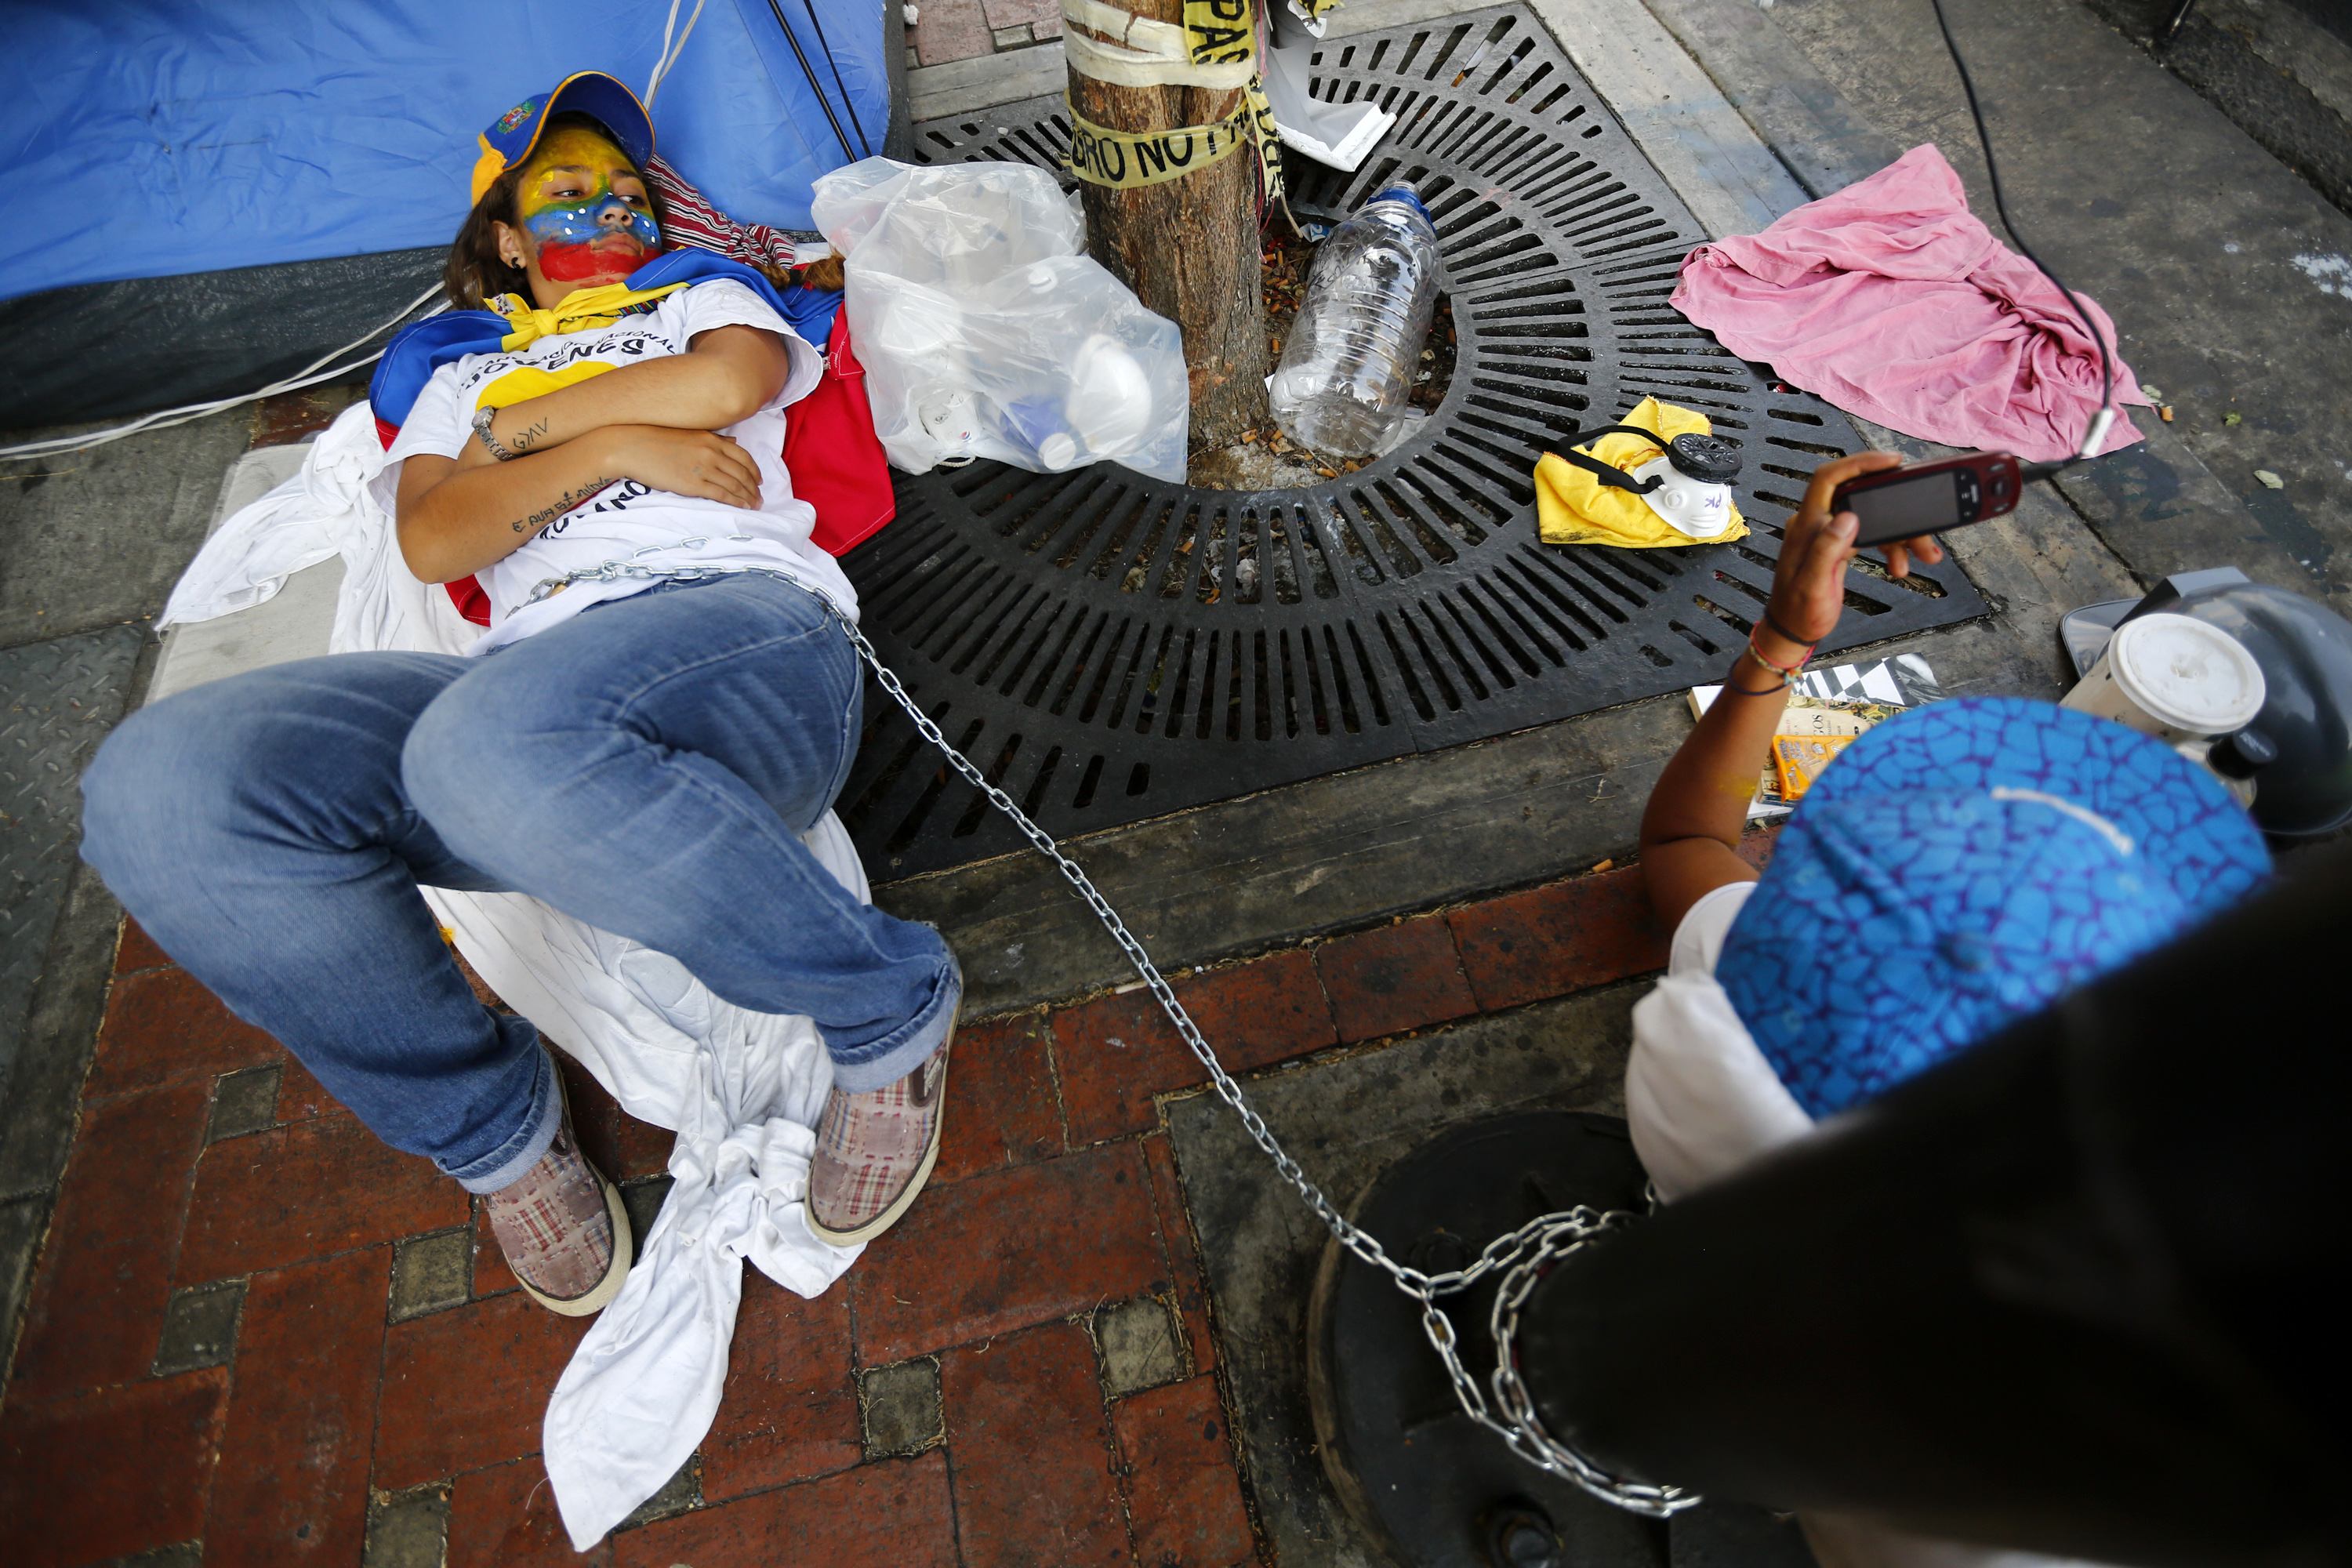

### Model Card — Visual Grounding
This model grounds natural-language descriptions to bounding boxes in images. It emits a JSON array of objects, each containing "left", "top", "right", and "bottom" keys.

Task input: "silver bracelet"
[{"left": 470, "top": 405, "right": 516, "bottom": 462}]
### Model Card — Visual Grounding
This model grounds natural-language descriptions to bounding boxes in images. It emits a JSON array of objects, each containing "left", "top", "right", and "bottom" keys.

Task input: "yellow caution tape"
[{"left": 1062, "top": 0, "right": 1286, "bottom": 210}]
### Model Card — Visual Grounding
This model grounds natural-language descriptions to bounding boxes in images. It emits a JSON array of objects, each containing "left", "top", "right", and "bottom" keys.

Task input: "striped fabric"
[{"left": 647, "top": 154, "right": 821, "bottom": 271}]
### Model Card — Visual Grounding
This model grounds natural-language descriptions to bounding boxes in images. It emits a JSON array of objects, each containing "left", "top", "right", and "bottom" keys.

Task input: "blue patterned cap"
[{"left": 1715, "top": 697, "right": 2269, "bottom": 1118}]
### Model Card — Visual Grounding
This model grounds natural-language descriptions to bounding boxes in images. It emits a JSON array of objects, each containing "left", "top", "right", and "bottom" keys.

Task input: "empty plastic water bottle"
[{"left": 1269, "top": 183, "right": 1443, "bottom": 456}]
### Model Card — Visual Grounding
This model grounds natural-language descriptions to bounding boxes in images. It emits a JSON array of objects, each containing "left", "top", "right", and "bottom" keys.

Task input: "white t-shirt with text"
[{"left": 380, "top": 278, "right": 858, "bottom": 654}]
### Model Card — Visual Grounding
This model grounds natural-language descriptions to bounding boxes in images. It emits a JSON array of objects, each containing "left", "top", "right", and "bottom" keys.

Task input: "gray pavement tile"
[
  {"left": 0, "top": 626, "right": 143, "bottom": 1099},
  {"left": 1093, "top": 1294, "right": 1183, "bottom": 1398},
  {"left": 0, "top": 1192, "right": 49, "bottom": 1392},
  {"left": 1167, "top": 985, "right": 1639, "bottom": 1566},
  {"left": 153, "top": 1279, "right": 245, "bottom": 1376},
  {"left": 100, "top": 1544, "right": 204, "bottom": 1568},
  {"left": 621, "top": 1174, "right": 673, "bottom": 1261},
  {"left": 858, "top": 1356, "right": 944, "bottom": 1458},
  {"left": 362, "top": 1486, "right": 449, "bottom": 1568},
  {"left": 388, "top": 1229, "right": 472, "bottom": 1323},
  {"left": 205, "top": 1063, "right": 282, "bottom": 1144},
  {"left": 616, "top": 1454, "right": 700, "bottom": 1530}
]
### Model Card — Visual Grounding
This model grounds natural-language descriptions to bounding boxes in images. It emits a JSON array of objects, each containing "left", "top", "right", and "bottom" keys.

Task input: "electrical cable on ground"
[
  {"left": 1929, "top": 0, "right": 2116, "bottom": 463},
  {"left": 0, "top": 281, "right": 447, "bottom": 463}
]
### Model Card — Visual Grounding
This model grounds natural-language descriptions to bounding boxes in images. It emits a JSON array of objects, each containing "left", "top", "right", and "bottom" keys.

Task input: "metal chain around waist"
[{"left": 522, "top": 557, "right": 1699, "bottom": 1518}]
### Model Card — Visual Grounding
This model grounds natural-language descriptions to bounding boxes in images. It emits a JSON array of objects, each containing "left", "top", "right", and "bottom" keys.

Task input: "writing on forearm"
[
  {"left": 510, "top": 478, "right": 610, "bottom": 535},
  {"left": 508, "top": 416, "right": 552, "bottom": 455}
]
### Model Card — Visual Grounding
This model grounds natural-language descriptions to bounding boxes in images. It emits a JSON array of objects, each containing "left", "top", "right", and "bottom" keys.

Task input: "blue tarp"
[{"left": 2, "top": 0, "right": 890, "bottom": 303}]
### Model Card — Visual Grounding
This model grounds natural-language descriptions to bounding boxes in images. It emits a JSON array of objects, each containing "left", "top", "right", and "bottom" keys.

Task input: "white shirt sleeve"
[
  {"left": 1625, "top": 880, "right": 1814, "bottom": 1203},
  {"left": 670, "top": 278, "right": 823, "bottom": 410},
  {"left": 368, "top": 362, "right": 473, "bottom": 524},
  {"left": 381, "top": 362, "right": 470, "bottom": 468}
]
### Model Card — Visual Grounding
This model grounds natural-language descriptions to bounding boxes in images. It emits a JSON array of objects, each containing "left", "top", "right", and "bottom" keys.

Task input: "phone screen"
[{"left": 1849, "top": 471, "right": 1962, "bottom": 542}]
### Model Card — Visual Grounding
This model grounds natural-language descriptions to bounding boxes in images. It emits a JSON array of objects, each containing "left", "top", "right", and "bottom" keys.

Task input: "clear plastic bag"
[{"left": 811, "top": 157, "right": 1189, "bottom": 482}]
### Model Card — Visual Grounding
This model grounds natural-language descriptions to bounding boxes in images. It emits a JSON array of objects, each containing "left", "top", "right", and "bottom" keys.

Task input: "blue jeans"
[{"left": 81, "top": 573, "right": 959, "bottom": 1192}]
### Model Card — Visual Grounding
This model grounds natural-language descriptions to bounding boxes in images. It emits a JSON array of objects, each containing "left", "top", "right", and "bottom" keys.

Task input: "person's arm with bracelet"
[
  {"left": 452, "top": 324, "right": 790, "bottom": 470},
  {"left": 1639, "top": 452, "right": 1944, "bottom": 928},
  {"left": 394, "top": 422, "right": 763, "bottom": 584}
]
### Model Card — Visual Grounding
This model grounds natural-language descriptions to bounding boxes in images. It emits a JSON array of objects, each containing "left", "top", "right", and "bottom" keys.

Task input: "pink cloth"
[{"left": 1671, "top": 145, "right": 2145, "bottom": 463}]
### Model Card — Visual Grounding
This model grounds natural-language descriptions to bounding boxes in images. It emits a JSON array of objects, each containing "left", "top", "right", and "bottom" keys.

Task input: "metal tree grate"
[{"left": 838, "top": 3, "right": 1984, "bottom": 877}]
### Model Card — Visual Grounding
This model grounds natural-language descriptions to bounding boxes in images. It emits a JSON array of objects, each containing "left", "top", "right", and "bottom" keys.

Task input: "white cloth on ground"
[{"left": 158, "top": 400, "right": 862, "bottom": 1548}]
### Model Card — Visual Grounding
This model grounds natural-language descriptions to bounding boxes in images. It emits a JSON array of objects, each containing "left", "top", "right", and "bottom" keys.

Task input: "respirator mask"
[{"left": 1555, "top": 425, "right": 1744, "bottom": 539}]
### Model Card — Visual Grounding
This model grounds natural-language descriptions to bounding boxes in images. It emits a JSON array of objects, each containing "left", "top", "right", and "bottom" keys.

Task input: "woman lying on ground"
[
  {"left": 81, "top": 73, "right": 960, "bottom": 1317},
  {"left": 1625, "top": 454, "right": 2268, "bottom": 1566}
]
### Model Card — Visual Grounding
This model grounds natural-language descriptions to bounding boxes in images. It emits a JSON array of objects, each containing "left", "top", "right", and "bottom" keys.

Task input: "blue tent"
[{"left": 0, "top": 0, "right": 900, "bottom": 426}]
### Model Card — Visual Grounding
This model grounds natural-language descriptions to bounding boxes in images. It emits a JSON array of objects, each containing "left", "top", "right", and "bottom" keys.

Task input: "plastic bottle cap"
[
  {"left": 1367, "top": 184, "right": 1432, "bottom": 224},
  {"left": 1037, "top": 432, "right": 1079, "bottom": 469}
]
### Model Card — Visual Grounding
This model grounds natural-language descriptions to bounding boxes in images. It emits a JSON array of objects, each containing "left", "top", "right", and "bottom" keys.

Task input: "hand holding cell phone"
[
  {"left": 1830, "top": 451, "right": 2026, "bottom": 546},
  {"left": 1767, "top": 452, "right": 1947, "bottom": 645}
]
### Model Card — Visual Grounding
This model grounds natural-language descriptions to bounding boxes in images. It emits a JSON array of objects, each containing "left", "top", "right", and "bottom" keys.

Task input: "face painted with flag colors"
[{"left": 493, "top": 123, "right": 663, "bottom": 305}]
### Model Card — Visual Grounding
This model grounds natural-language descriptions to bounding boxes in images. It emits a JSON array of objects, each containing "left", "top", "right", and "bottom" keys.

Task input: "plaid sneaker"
[
  {"left": 808, "top": 1029, "right": 954, "bottom": 1246},
  {"left": 484, "top": 1079, "right": 631, "bottom": 1316}
]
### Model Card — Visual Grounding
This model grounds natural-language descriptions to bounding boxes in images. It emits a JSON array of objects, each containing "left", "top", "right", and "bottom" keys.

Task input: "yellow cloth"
[
  {"left": 488, "top": 280, "right": 691, "bottom": 352},
  {"left": 1534, "top": 396, "right": 1748, "bottom": 548}
]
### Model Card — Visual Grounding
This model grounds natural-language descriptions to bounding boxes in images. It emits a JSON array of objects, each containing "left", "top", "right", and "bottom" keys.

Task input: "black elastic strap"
[{"left": 1548, "top": 424, "right": 1671, "bottom": 492}]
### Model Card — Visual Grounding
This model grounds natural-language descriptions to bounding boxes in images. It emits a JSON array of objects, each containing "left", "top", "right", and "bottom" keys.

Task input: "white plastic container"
[{"left": 2061, "top": 612, "right": 2267, "bottom": 744}]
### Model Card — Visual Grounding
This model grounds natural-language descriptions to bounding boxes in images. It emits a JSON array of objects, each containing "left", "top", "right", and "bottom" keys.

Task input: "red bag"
[
  {"left": 789, "top": 310, "right": 898, "bottom": 557},
  {"left": 383, "top": 311, "right": 896, "bottom": 629}
]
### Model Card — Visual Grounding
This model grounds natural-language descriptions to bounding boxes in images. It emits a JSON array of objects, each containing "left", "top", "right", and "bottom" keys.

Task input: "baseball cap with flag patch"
[{"left": 471, "top": 71, "right": 656, "bottom": 206}]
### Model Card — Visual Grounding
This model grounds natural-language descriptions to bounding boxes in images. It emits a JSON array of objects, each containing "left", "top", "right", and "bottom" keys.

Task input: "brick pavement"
[
  {"left": 911, "top": 0, "right": 1062, "bottom": 67},
  {"left": 0, "top": 842, "right": 1747, "bottom": 1565}
]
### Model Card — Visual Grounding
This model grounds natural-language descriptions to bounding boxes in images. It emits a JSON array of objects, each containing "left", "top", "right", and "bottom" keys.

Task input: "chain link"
[{"left": 524, "top": 560, "right": 1699, "bottom": 1517}]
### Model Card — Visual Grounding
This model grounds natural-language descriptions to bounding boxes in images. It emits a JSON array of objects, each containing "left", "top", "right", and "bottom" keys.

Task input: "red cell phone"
[{"left": 1828, "top": 452, "right": 2023, "bottom": 546}]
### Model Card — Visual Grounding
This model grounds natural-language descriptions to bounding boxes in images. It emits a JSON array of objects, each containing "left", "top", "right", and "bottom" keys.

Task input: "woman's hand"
[
  {"left": 601, "top": 425, "right": 766, "bottom": 511},
  {"left": 1762, "top": 452, "right": 1946, "bottom": 648}
]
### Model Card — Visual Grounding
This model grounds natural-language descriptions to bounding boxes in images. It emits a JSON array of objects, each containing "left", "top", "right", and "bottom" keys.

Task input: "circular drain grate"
[{"left": 838, "top": 2, "right": 1984, "bottom": 878}]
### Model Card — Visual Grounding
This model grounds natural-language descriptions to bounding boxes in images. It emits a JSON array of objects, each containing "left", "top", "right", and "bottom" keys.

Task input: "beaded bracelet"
[{"left": 1744, "top": 631, "right": 1813, "bottom": 679}]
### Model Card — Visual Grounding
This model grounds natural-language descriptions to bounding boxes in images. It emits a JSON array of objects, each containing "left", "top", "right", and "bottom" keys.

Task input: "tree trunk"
[{"left": 1067, "top": 0, "right": 1269, "bottom": 454}]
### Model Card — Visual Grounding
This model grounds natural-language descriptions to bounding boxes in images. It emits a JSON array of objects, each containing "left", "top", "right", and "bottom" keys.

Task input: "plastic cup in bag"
[{"left": 2061, "top": 612, "right": 2267, "bottom": 745}]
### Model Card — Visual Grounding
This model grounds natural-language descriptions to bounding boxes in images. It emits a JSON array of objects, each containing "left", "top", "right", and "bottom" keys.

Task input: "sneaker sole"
[
  {"left": 808, "top": 1028, "right": 954, "bottom": 1248},
  {"left": 517, "top": 1174, "right": 634, "bottom": 1317}
]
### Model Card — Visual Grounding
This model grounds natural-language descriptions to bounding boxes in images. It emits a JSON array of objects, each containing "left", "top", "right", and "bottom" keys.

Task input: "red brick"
[
  {"left": 8, "top": 1078, "right": 210, "bottom": 1400},
  {"left": 1057, "top": 951, "right": 1336, "bottom": 1145},
  {"left": 1140, "top": 1134, "right": 1216, "bottom": 1375},
  {"left": 1113, "top": 1376, "right": 1256, "bottom": 1568},
  {"left": 942, "top": 1322, "right": 1129, "bottom": 1568},
  {"left": 935, "top": 1011, "right": 1062, "bottom": 1185},
  {"left": 699, "top": 1273, "right": 862, "bottom": 1501},
  {"left": 208, "top": 1249, "right": 390, "bottom": 1565},
  {"left": 448, "top": 1457, "right": 603, "bottom": 1568},
  {"left": 981, "top": 0, "right": 1060, "bottom": 32},
  {"left": 1313, "top": 916, "right": 1478, "bottom": 1043},
  {"left": 276, "top": 1053, "right": 338, "bottom": 1123},
  {"left": 1446, "top": 864, "right": 1671, "bottom": 1013},
  {"left": 179, "top": 1111, "right": 465, "bottom": 1283},
  {"left": 851, "top": 1142, "right": 1164, "bottom": 1363},
  {"left": 87, "top": 966, "right": 280, "bottom": 1098},
  {"left": 612, "top": 1451, "right": 956, "bottom": 1568},
  {"left": 471, "top": 1198, "right": 518, "bottom": 1298},
  {"left": 249, "top": 387, "right": 348, "bottom": 448},
  {"left": 557, "top": 1056, "right": 674, "bottom": 1181},
  {"left": 0, "top": 1370, "right": 227, "bottom": 1567},
  {"left": 913, "top": 0, "right": 993, "bottom": 65},
  {"left": 114, "top": 916, "right": 172, "bottom": 973},
  {"left": 376, "top": 1290, "right": 593, "bottom": 1488}
]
